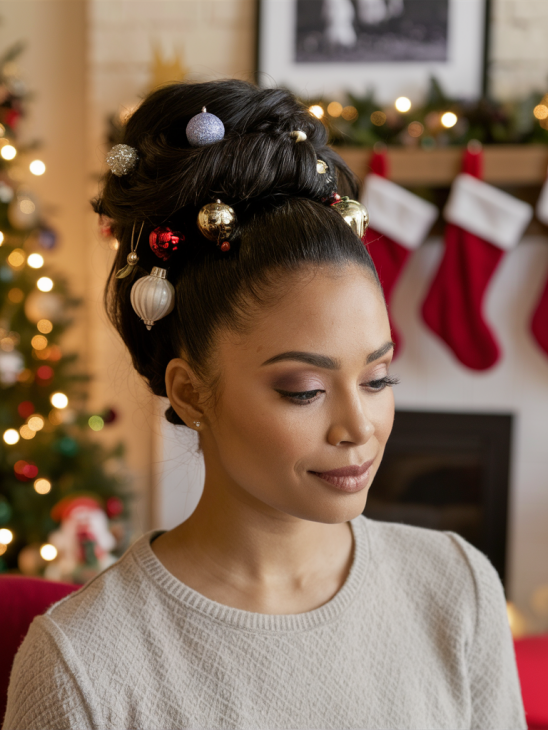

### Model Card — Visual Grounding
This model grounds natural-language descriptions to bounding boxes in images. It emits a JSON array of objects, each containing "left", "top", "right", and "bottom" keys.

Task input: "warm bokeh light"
[
  {"left": 37, "top": 319, "right": 53, "bottom": 334},
  {"left": 395, "top": 97, "right": 412, "bottom": 113},
  {"left": 31, "top": 334, "right": 48, "bottom": 350},
  {"left": 27, "top": 253, "right": 44, "bottom": 269},
  {"left": 341, "top": 106, "right": 358, "bottom": 122},
  {"left": 3, "top": 429, "right": 19, "bottom": 445},
  {"left": 20, "top": 424, "right": 36, "bottom": 440},
  {"left": 534, "top": 104, "right": 548, "bottom": 120},
  {"left": 327, "top": 101, "right": 343, "bottom": 118},
  {"left": 50, "top": 392, "right": 68, "bottom": 409},
  {"left": 8, "top": 287, "right": 24, "bottom": 303},
  {"left": 0, "top": 231, "right": 4, "bottom": 245},
  {"left": 0, "top": 544, "right": 6, "bottom": 556},
  {"left": 408, "top": 121, "right": 424, "bottom": 138},
  {"left": 37, "top": 276, "right": 53, "bottom": 292},
  {"left": 88, "top": 415, "right": 105, "bottom": 432},
  {"left": 309, "top": 104, "right": 324, "bottom": 119},
  {"left": 7, "top": 249, "right": 25, "bottom": 268},
  {"left": 40, "top": 543, "right": 57, "bottom": 561},
  {"left": 441, "top": 112, "right": 458, "bottom": 128},
  {"left": 48, "top": 408, "right": 63, "bottom": 425},
  {"left": 370, "top": 111, "right": 387, "bottom": 126},
  {"left": 28, "top": 415, "right": 45, "bottom": 432},
  {"left": 29, "top": 159, "right": 46, "bottom": 176},
  {"left": 1, "top": 144, "right": 17, "bottom": 160},
  {"left": 0, "top": 528, "right": 13, "bottom": 545},
  {"left": 34, "top": 478, "right": 52, "bottom": 495}
]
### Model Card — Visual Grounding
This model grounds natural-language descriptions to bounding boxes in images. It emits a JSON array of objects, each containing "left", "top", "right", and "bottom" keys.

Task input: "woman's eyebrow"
[
  {"left": 366, "top": 341, "right": 395, "bottom": 363},
  {"left": 261, "top": 342, "right": 395, "bottom": 369}
]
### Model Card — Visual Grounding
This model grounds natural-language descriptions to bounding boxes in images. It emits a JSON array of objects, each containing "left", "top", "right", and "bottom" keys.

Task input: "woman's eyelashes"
[{"left": 275, "top": 375, "right": 399, "bottom": 405}]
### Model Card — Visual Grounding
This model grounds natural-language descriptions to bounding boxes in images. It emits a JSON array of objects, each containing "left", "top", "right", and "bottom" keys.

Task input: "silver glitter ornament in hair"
[
  {"left": 106, "top": 144, "right": 139, "bottom": 176},
  {"left": 186, "top": 107, "right": 225, "bottom": 147}
]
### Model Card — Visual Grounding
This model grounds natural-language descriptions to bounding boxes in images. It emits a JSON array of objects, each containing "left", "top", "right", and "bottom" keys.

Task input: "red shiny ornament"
[
  {"left": 149, "top": 226, "right": 184, "bottom": 261},
  {"left": 36, "top": 365, "right": 54, "bottom": 382},
  {"left": 18, "top": 401, "right": 35, "bottom": 419},
  {"left": 220, "top": 241, "right": 230, "bottom": 252},
  {"left": 106, "top": 496, "right": 124, "bottom": 518}
]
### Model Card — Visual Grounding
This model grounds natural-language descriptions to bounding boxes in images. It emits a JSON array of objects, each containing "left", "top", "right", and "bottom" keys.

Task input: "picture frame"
[{"left": 257, "top": 0, "right": 490, "bottom": 104}]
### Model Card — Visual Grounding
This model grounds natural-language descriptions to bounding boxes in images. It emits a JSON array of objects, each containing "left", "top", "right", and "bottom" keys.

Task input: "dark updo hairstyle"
[{"left": 94, "top": 79, "right": 380, "bottom": 426}]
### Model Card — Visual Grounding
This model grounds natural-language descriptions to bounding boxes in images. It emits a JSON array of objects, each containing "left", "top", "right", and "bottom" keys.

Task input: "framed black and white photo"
[{"left": 258, "top": 0, "right": 489, "bottom": 103}]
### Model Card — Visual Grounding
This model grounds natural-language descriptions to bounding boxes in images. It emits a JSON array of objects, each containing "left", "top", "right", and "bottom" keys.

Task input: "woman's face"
[{"left": 193, "top": 263, "right": 395, "bottom": 525}]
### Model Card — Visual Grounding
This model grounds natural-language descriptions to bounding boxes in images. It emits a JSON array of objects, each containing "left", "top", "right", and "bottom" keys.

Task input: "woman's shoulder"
[
  {"left": 41, "top": 529, "right": 162, "bottom": 640},
  {"left": 358, "top": 515, "right": 503, "bottom": 622}
]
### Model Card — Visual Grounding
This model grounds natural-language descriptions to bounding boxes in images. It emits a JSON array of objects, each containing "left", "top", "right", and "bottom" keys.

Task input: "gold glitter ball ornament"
[
  {"left": 197, "top": 200, "right": 237, "bottom": 243},
  {"left": 331, "top": 196, "right": 370, "bottom": 239},
  {"left": 106, "top": 144, "right": 139, "bottom": 176}
]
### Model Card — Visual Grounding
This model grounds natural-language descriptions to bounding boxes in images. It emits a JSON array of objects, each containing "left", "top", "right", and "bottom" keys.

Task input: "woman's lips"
[{"left": 309, "top": 459, "right": 375, "bottom": 493}]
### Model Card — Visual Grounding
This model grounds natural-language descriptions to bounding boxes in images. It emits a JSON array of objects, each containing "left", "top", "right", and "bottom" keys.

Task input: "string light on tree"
[
  {"left": 0, "top": 231, "right": 4, "bottom": 245},
  {"left": 27, "top": 415, "right": 45, "bottom": 432},
  {"left": 7, "top": 248, "right": 25, "bottom": 268},
  {"left": 29, "top": 159, "right": 46, "bottom": 176},
  {"left": 0, "top": 528, "right": 13, "bottom": 545},
  {"left": 27, "top": 253, "right": 44, "bottom": 268},
  {"left": 309, "top": 105, "right": 324, "bottom": 119},
  {"left": 327, "top": 101, "right": 342, "bottom": 118},
  {"left": 395, "top": 97, "right": 412, "bottom": 113},
  {"left": 19, "top": 424, "right": 36, "bottom": 440},
  {"left": 3, "top": 428, "right": 19, "bottom": 445},
  {"left": 37, "top": 276, "right": 53, "bottom": 292},
  {"left": 371, "top": 111, "right": 387, "bottom": 126},
  {"left": 50, "top": 392, "right": 68, "bottom": 409},
  {"left": 40, "top": 543, "right": 57, "bottom": 561},
  {"left": 1, "top": 144, "right": 16, "bottom": 160},
  {"left": 37, "top": 319, "right": 52, "bottom": 333},
  {"left": 34, "top": 478, "right": 51, "bottom": 495},
  {"left": 341, "top": 106, "right": 358, "bottom": 121},
  {"left": 89, "top": 415, "right": 105, "bottom": 432},
  {"left": 441, "top": 112, "right": 458, "bottom": 128}
]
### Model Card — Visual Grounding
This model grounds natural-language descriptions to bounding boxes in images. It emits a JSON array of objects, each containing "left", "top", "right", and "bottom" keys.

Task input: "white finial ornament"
[{"left": 130, "top": 267, "right": 175, "bottom": 329}]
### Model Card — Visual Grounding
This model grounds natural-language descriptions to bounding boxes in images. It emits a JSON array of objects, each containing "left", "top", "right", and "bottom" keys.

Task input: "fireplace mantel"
[{"left": 335, "top": 144, "right": 548, "bottom": 187}]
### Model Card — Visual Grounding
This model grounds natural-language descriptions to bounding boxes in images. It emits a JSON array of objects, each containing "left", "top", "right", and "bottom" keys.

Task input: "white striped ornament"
[{"left": 130, "top": 267, "right": 175, "bottom": 330}]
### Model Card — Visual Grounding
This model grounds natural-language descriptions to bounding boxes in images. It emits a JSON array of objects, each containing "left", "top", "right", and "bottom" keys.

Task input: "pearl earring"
[{"left": 193, "top": 421, "right": 201, "bottom": 429}]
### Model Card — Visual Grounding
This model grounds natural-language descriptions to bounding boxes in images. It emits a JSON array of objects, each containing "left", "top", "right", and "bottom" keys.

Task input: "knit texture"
[{"left": 3, "top": 515, "right": 527, "bottom": 730}]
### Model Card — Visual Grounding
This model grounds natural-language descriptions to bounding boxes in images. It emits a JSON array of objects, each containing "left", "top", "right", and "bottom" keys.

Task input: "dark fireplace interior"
[{"left": 363, "top": 410, "right": 513, "bottom": 587}]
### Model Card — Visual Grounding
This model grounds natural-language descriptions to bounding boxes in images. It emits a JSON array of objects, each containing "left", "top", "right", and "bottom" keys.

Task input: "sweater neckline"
[{"left": 133, "top": 514, "right": 370, "bottom": 632}]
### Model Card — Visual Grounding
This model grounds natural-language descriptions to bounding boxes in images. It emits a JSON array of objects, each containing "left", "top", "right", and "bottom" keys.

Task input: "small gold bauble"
[
  {"left": 331, "top": 197, "right": 370, "bottom": 239},
  {"left": 127, "top": 251, "right": 139, "bottom": 265},
  {"left": 197, "top": 200, "right": 237, "bottom": 242},
  {"left": 317, "top": 159, "right": 328, "bottom": 174}
]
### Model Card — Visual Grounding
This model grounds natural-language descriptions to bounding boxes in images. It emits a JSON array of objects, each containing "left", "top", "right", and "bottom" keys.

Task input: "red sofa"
[{"left": 0, "top": 575, "right": 547, "bottom": 728}]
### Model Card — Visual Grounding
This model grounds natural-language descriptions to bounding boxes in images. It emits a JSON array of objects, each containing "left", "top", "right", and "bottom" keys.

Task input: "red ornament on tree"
[
  {"left": 149, "top": 227, "right": 184, "bottom": 261},
  {"left": 106, "top": 496, "right": 124, "bottom": 519}
]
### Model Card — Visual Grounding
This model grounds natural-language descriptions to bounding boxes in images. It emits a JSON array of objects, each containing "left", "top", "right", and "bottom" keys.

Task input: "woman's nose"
[{"left": 326, "top": 406, "right": 375, "bottom": 447}]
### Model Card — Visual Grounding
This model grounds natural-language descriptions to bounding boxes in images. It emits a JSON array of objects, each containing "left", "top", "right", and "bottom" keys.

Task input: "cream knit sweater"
[{"left": 3, "top": 515, "right": 527, "bottom": 730}]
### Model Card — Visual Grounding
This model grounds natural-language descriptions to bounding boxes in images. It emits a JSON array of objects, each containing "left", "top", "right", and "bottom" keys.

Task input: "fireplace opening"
[{"left": 363, "top": 410, "right": 513, "bottom": 587}]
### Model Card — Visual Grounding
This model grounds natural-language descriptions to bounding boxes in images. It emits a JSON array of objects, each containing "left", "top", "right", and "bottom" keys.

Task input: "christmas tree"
[{"left": 0, "top": 43, "right": 132, "bottom": 581}]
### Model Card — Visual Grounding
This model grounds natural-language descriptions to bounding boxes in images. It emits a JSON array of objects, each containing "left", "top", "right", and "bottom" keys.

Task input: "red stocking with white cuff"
[
  {"left": 421, "top": 148, "right": 533, "bottom": 371},
  {"left": 361, "top": 151, "right": 438, "bottom": 357},
  {"left": 532, "top": 172, "right": 548, "bottom": 357}
]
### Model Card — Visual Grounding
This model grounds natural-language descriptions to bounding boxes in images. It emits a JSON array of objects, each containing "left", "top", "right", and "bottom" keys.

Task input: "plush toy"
[{"left": 45, "top": 494, "right": 118, "bottom": 585}]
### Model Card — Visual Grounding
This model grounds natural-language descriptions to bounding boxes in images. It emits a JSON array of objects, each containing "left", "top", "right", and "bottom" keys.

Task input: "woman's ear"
[{"left": 165, "top": 358, "right": 205, "bottom": 426}]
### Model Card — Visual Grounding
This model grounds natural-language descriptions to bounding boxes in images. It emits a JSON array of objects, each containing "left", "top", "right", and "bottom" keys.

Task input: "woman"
[{"left": 3, "top": 80, "right": 526, "bottom": 730}]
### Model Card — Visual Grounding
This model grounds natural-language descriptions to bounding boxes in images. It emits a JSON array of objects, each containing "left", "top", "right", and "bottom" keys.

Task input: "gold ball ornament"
[
  {"left": 197, "top": 200, "right": 237, "bottom": 243},
  {"left": 127, "top": 251, "right": 139, "bottom": 265},
  {"left": 331, "top": 196, "right": 370, "bottom": 239},
  {"left": 130, "top": 267, "right": 175, "bottom": 330}
]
